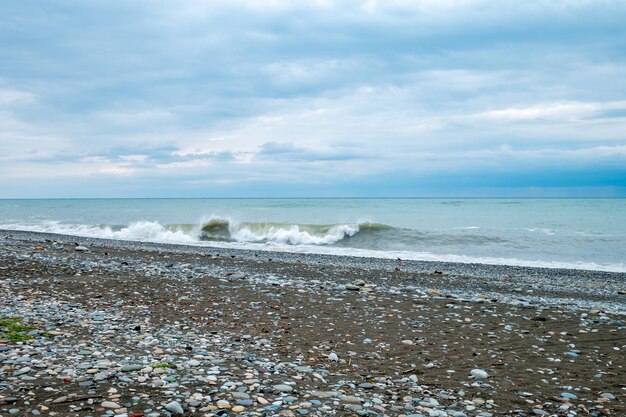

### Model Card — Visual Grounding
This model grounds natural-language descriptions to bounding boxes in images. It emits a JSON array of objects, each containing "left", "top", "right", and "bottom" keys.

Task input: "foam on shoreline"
[{"left": 3, "top": 228, "right": 626, "bottom": 277}]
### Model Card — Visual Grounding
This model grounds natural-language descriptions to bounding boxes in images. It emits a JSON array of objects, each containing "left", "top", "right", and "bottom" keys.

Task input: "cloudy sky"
[{"left": 1, "top": 0, "right": 625, "bottom": 197}]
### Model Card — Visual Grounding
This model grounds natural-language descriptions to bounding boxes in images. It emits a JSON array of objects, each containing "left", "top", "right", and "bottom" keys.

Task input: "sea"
[{"left": 0, "top": 198, "right": 624, "bottom": 272}]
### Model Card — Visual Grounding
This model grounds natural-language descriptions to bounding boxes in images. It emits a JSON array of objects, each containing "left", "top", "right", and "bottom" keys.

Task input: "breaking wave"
[
  {"left": 199, "top": 218, "right": 392, "bottom": 245},
  {"left": 0, "top": 218, "right": 393, "bottom": 246}
]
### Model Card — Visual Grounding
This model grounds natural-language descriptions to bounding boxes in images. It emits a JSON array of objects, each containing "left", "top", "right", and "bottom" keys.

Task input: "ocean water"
[{"left": 0, "top": 198, "right": 625, "bottom": 272}]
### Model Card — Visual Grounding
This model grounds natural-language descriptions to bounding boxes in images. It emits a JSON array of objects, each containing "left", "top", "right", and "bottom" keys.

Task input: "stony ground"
[{"left": 0, "top": 231, "right": 625, "bottom": 417}]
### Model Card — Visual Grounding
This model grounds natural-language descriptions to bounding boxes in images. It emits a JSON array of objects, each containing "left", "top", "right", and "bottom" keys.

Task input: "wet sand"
[{"left": 1, "top": 230, "right": 625, "bottom": 417}]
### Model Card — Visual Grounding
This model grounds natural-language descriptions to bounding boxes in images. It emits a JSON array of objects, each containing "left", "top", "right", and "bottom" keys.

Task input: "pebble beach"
[{"left": 0, "top": 230, "right": 624, "bottom": 417}]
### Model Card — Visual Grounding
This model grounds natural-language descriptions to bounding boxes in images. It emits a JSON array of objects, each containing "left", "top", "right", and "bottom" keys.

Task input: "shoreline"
[
  {"left": 2, "top": 225, "right": 624, "bottom": 274},
  {"left": 1, "top": 229, "right": 625, "bottom": 416},
  {"left": 3, "top": 228, "right": 626, "bottom": 276},
  {"left": 2, "top": 229, "right": 625, "bottom": 313}
]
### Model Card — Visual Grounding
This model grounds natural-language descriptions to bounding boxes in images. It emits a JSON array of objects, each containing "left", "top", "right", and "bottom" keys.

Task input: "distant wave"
[{"left": 521, "top": 228, "right": 556, "bottom": 235}]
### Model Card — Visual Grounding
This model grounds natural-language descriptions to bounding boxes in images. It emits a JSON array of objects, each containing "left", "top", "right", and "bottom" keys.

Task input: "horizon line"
[{"left": 1, "top": 196, "right": 625, "bottom": 200}]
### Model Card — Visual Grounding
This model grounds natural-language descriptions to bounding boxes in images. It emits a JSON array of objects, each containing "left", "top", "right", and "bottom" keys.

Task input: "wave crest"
[
  {"left": 0, "top": 218, "right": 387, "bottom": 246},
  {"left": 200, "top": 218, "right": 380, "bottom": 245}
]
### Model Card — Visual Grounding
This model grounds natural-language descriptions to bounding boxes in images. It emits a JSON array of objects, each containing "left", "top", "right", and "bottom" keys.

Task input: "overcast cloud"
[{"left": 1, "top": 0, "right": 625, "bottom": 197}]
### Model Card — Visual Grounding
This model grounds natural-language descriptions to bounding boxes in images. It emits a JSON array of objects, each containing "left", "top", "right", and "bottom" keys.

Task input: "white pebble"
[{"left": 470, "top": 369, "right": 489, "bottom": 379}]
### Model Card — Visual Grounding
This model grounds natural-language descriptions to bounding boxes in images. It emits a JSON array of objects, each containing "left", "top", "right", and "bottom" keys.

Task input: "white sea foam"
[
  {"left": 201, "top": 240, "right": 626, "bottom": 273},
  {"left": 229, "top": 223, "right": 359, "bottom": 245},
  {"left": 0, "top": 221, "right": 198, "bottom": 243},
  {"left": 105, "top": 221, "right": 197, "bottom": 242},
  {"left": 0, "top": 221, "right": 110, "bottom": 237},
  {"left": 521, "top": 228, "right": 556, "bottom": 235}
]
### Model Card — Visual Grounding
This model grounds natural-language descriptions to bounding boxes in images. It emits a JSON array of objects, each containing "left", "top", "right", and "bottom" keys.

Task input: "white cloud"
[
  {"left": 119, "top": 154, "right": 148, "bottom": 162},
  {"left": 0, "top": 88, "right": 35, "bottom": 105},
  {"left": 97, "top": 109, "right": 175, "bottom": 125},
  {"left": 262, "top": 59, "right": 355, "bottom": 86},
  {"left": 476, "top": 100, "right": 626, "bottom": 121}
]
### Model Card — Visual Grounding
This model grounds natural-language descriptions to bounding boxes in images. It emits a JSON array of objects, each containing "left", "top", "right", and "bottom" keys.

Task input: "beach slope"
[{"left": 1, "top": 230, "right": 624, "bottom": 416}]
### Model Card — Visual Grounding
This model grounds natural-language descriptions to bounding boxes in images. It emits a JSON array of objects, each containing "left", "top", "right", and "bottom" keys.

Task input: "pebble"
[
  {"left": 470, "top": 369, "right": 489, "bottom": 379},
  {"left": 342, "top": 396, "right": 363, "bottom": 404},
  {"left": 165, "top": 400, "right": 184, "bottom": 414},
  {"left": 273, "top": 384, "right": 294, "bottom": 393},
  {"left": 14, "top": 366, "right": 31, "bottom": 375},
  {"left": 560, "top": 392, "right": 577, "bottom": 400}
]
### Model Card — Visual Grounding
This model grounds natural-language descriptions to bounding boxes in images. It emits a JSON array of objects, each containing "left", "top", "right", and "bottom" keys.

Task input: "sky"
[{"left": 1, "top": 0, "right": 626, "bottom": 198}]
